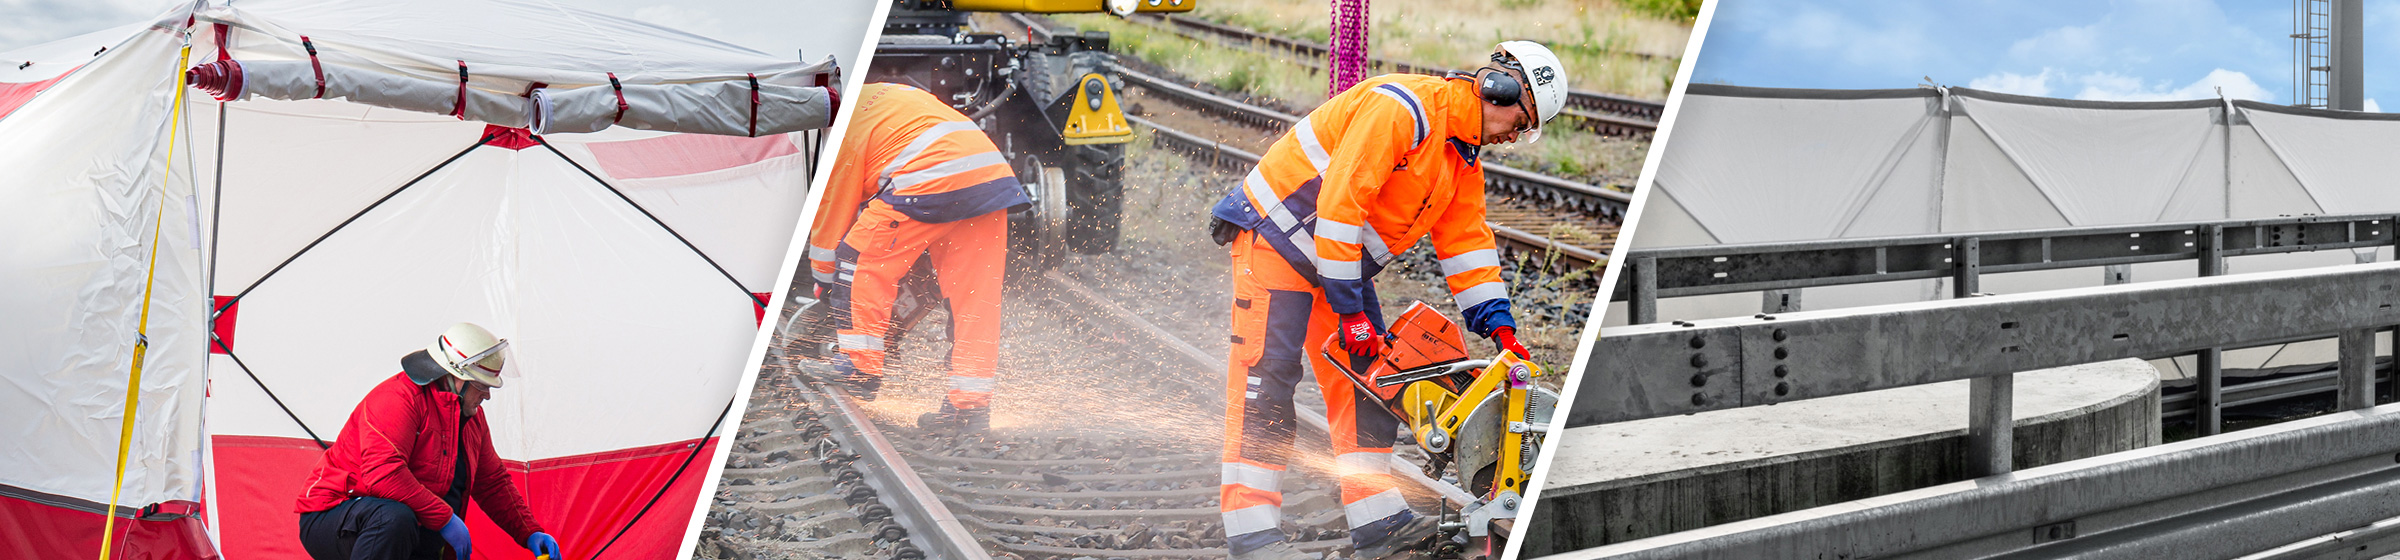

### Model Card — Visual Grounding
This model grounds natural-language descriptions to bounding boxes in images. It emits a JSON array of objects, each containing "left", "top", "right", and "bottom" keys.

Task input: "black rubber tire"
[{"left": 1063, "top": 143, "right": 1124, "bottom": 254}]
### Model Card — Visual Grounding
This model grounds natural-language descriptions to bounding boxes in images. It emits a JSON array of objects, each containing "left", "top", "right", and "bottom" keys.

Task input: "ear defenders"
[
  {"left": 1451, "top": 50, "right": 1525, "bottom": 107},
  {"left": 1478, "top": 70, "right": 1524, "bottom": 107}
]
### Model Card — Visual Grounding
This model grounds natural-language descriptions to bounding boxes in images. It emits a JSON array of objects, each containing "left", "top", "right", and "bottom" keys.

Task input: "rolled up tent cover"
[
  {"left": 1623, "top": 83, "right": 2400, "bottom": 371},
  {"left": 0, "top": 0, "right": 838, "bottom": 558},
  {"left": 188, "top": 58, "right": 836, "bottom": 136}
]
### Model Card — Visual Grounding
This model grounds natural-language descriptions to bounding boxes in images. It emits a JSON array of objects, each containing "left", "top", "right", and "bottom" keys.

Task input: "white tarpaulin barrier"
[
  {"left": 1623, "top": 84, "right": 2400, "bottom": 371},
  {"left": 0, "top": 1, "right": 836, "bottom": 558}
]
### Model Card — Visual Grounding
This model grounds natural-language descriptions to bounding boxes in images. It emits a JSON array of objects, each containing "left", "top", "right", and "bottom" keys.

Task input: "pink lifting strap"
[{"left": 300, "top": 36, "right": 324, "bottom": 99}]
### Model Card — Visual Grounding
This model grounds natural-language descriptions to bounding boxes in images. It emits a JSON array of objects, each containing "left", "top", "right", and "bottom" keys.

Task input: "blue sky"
[{"left": 1691, "top": 0, "right": 2400, "bottom": 111}]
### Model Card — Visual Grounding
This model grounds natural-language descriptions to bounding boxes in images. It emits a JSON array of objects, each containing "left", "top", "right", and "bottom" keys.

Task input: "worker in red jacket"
[
  {"left": 1207, "top": 41, "right": 1566, "bottom": 560},
  {"left": 293, "top": 323, "right": 562, "bottom": 560}
]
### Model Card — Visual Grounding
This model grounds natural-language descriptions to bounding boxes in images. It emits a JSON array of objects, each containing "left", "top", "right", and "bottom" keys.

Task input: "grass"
[
  {"left": 1050, "top": 14, "right": 1652, "bottom": 186},
  {"left": 1063, "top": 15, "right": 1328, "bottom": 107},
  {"left": 1172, "top": 0, "right": 1694, "bottom": 100}
]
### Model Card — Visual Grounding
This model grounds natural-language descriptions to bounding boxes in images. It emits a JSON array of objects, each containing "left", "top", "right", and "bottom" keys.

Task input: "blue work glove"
[
  {"left": 526, "top": 531, "right": 562, "bottom": 559},
  {"left": 438, "top": 515, "right": 472, "bottom": 560}
]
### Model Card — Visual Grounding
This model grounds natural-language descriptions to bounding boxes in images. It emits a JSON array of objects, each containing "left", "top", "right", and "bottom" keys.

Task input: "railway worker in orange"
[
  {"left": 1204, "top": 41, "right": 1567, "bottom": 559},
  {"left": 806, "top": 82, "right": 1028, "bottom": 433}
]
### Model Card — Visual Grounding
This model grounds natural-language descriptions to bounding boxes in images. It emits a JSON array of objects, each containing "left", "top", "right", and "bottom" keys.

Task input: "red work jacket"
[{"left": 293, "top": 373, "right": 543, "bottom": 542}]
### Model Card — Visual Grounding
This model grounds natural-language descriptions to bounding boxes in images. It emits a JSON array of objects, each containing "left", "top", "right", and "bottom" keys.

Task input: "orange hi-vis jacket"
[
  {"left": 1209, "top": 74, "right": 1514, "bottom": 336},
  {"left": 808, "top": 83, "right": 1029, "bottom": 285}
]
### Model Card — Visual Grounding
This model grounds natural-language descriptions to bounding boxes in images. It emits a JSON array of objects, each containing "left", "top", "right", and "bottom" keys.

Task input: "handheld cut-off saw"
[{"left": 1320, "top": 301, "right": 1558, "bottom": 555}]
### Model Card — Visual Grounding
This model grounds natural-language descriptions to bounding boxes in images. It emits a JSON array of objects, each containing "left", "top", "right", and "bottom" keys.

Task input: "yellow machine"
[{"left": 1322, "top": 302, "right": 1558, "bottom": 551}]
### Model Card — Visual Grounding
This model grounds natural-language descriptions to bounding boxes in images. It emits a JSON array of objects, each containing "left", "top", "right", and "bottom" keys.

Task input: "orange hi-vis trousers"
[
  {"left": 835, "top": 200, "right": 1007, "bottom": 410},
  {"left": 1220, "top": 231, "right": 1414, "bottom": 554}
]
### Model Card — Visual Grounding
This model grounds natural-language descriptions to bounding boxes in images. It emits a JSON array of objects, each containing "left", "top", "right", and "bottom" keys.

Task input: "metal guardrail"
[
  {"left": 1607, "top": 213, "right": 2400, "bottom": 435},
  {"left": 1538, "top": 400, "right": 2400, "bottom": 560},
  {"left": 1558, "top": 261, "right": 2400, "bottom": 558}
]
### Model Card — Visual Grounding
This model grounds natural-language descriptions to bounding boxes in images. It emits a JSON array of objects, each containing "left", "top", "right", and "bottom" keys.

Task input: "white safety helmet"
[
  {"left": 428, "top": 322, "right": 508, "bottom": 388},
  {"left": 1496, "top": 40, "right": 1568, "bottom": 144}
]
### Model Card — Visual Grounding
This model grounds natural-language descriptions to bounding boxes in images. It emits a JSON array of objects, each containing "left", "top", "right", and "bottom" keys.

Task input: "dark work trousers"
[{"left": 297, "top": 497, "right": 447, "bottom": 560}]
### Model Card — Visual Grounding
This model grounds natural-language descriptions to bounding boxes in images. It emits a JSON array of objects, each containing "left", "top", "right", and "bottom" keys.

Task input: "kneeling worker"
[
  {"left": 293, "top": 323, "right": 562, "bottom": 560},
  {"left": 805, "top": 82, "right": 1029, "bottom": 432},
  {"left": 1207, "top": 41, "right": 1565, "bottom": 559}
]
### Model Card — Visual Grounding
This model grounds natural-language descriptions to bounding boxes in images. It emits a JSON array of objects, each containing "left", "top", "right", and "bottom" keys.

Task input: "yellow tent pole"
[{"left": 98, "top": 39, "right": 192, "bottom": 560}]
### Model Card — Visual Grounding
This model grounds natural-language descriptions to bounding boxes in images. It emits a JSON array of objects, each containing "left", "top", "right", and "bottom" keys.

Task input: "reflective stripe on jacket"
[
  {"left": 809, "top": 83, "right": 1030, "bottom": 285},
  {"left": 293, "top": 373, "right": 543, "bottom": 542},
  {"left": 1209, "top": 74, "right": 1513, "bottom": 335}
]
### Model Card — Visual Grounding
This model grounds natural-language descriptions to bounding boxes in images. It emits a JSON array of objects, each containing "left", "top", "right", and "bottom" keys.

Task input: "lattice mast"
[
  {"left": 1329, "top": 0, "right": 1370, "bottom": 96},
  {"left": 2294, "top": 0, "right": 2363, "bottom": 110}
]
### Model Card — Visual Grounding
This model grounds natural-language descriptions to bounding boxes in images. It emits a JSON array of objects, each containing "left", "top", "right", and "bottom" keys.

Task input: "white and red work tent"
[
  {"left": 1623, "top": 84, "right": 2400, "bottom": 371},
  {"left": 0, "top": 0, "right": 836, "bottom": 558}
]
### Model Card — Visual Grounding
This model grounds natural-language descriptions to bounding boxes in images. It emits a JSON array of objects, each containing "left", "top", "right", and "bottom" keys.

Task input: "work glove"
[
  {"left": 438, "top": 515, "right": 472, "bottom": 560},
  {"left": 526, "top": 531, "right": 562, "bottom": 559},
  {"left": 1339, "top": 312, "right": 1383, "bottom": 358},
  {"left": 1491, "top": 326, "right": 1532, "bottom": 360}
]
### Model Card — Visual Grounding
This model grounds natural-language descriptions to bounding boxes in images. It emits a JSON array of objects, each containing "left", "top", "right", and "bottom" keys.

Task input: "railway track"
[
  {"left": 1117, "top": 13, "right": 1666, "bottom": 137},
  {"left": 704, "top": 273, "right": 1490, "bottom": 560},
  {"left": 1131, "top": 114, "right": 1606, "bottom": 271}
]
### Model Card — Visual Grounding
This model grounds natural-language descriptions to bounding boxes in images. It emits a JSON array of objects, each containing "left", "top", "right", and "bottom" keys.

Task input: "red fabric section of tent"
[
  {"left": 210, "top": 296, "right": 239, "bottom": 354},
  {"left": 483, "top": 124, "right": 541, "bottom": 151},
  {"left": 213, "top": 434, "right": 717, "bottom": 558},
  {"left": 586, "top": 133, "right": 798, "bottom": 179},
  {"left": 0, "top": 68, "right": 79, "bottom": 121},
  {"left": 753, "top": 292, "right": 772, "bottom": 325},
  {"left": 0, "top": 491, "right": 218, "bottom": 559}
]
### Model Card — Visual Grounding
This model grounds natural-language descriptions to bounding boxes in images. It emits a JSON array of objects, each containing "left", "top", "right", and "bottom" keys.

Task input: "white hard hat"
[
  {"left": 428, "top": 322, "right": 508, "bottom": 387},
  {"left": 1497, "top": 40, "right": 1568, "bottom": 144}
]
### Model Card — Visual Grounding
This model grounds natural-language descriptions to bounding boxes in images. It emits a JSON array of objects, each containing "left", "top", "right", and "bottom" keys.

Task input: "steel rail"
[
  {"left": 803, "top": 371, "right": 991, "bottom": 560},
  {"left": 1037, "top": 270, "right": 1483, "bottom": 512},
  {"left": 1107, "top": 63, "right": 1635, "bottom": 219},
  {"left": 1129, "top": 114, "right": 1603, "bottom": 270}
]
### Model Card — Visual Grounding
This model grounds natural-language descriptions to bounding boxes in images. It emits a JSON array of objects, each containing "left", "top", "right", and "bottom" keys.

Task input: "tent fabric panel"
[
  {"left": 199, "top": 100, "right": 491, "bottom": 292},
  {"left": 207, "top": 151, "right": 754, "bottom": 458},
  {"left": 1938, "top": 117, "right": 2071, "bottom": 233},
  {"left": 584, "top": 133, "right": 802, "bottom": 180},
  {"left": 2241, "top": 107, "right": 2400, "bottom": 214},
  {"left": 0, "top": 26, "right": 207, "bottom": 509},
  {"left": 2225, "top": 123, "right": 2325, "bottom": 218},
  {"left": 1831, "top": 115, "right": 1945, "bottom": 239},
  {"left": 213, "top": 435, "right": 716, "bottom": 560},
  {"left": 1622, "top": 187, "right": 1717, "bottom": 249},
  {"left": 0, "top": 70, "right": 77, "bottom": 120},
  {"left": 1952, "top": 97, "right": 2219, "bottom": 227},
  {"left": 0, "top": 491, "right": 217, "bottom": 560},
  {"left": 1651, "top": 92, "right": 1941, "bottom": 243},
  {"left": 550, "top": 137, "right": 813, "bottom": 290}
]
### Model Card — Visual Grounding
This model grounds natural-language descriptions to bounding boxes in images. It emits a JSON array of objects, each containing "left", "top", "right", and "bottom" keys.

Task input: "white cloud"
[
  {"left": 1752, "top": 5, "right": 1938, "bottom": 71},
  {"left": 2369, "top": 99, "right": 2383, "bottom": 113},
  {"left": 2071, "top": 68, "right": 2272, "bottom": 103},
  {"left": 1968, "top": 69, "right": 2056, "bottom": 97}
]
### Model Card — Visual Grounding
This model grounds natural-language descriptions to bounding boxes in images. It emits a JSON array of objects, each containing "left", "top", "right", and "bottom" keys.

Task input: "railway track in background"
[
  {"left": 706, "top": 273, "right": 1490, "bottom": 560},
  {"left": 1118, "top": 13, "right": 1667, "bottom": 137},
  {"left": 998, "top": 10, "right": 1617, "bottom": 269}
]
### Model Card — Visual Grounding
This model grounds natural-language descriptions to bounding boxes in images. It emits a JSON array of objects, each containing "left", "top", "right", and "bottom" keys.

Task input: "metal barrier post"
[
  {"left": 2198, "top": 224, "right": 2226, "bottom": 435},
  {"left": 2340, "top": 327, "right": 2377, "bottom": 410},
  {"left": 1955, "top": 237, "right": 2011, "bottom": 476},
  {"left": 1632, "top": 255, "right": 1658, "bottom": 325}
]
